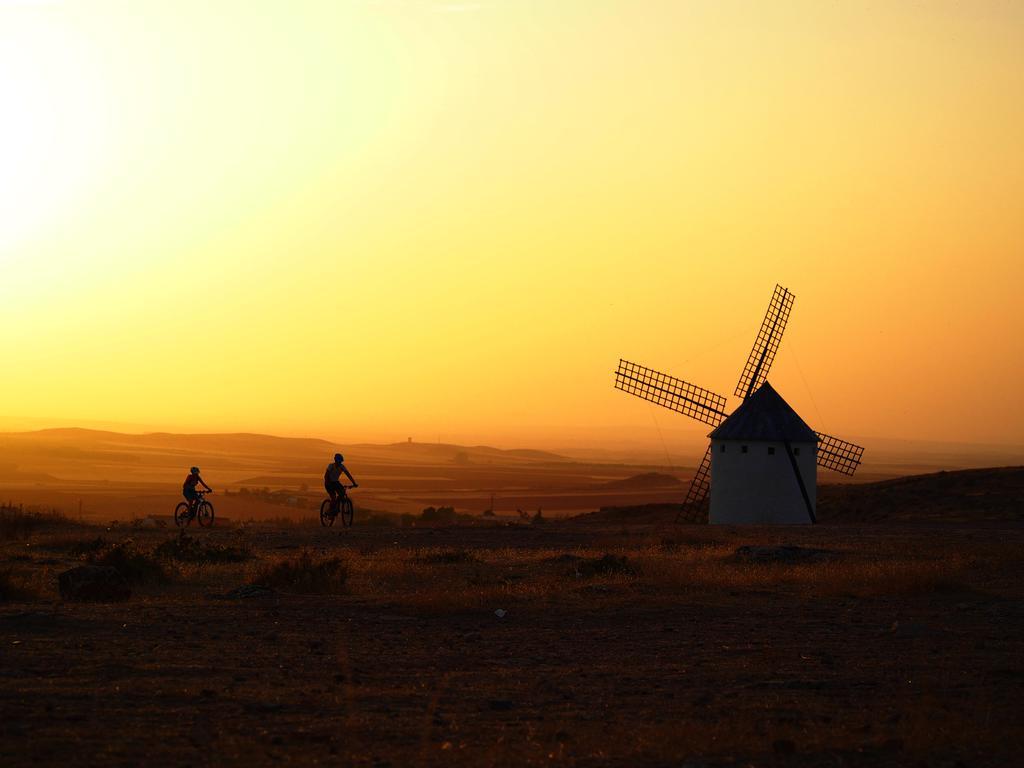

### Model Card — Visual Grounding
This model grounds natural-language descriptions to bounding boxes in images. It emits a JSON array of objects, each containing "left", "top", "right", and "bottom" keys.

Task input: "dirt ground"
[{"left": 2, "top": 518, "right": 1023, "bottom": 767}]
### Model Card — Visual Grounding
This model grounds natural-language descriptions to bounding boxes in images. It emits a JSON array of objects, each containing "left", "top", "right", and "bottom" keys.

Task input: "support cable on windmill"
[{"left": 613, "top": 285, "right": 864, "bottom": 524}]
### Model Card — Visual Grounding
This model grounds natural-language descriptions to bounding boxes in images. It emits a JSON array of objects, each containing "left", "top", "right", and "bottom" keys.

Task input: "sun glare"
[{"left": 0, "top": 13, "right": 110, "bottom": 252}]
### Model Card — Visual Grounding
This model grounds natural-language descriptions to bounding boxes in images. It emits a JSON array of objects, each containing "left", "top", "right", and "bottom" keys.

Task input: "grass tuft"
[
  {"left": 88, "top": 539, "right": 168, "bottom": 584},
  {"left": 67, "top": 536, "right": 110, "bottom": 557},
  {"left": 254, "top": 549, "right": 348, "bottom": 594},
  {"left": 154, "top": 532, "right": 251, "bottom": 563},
  {"left": 0, "top": 505, "right": 73, "bottom": 539},
  {"left": 0, "top": 568, "right": 38, "bottom": 601},
  {"left": 572, "top": 553, "right": 636, "bottom": 578},
  {"left": 418, "top": 548, "right": 478, "bottom": 564}
]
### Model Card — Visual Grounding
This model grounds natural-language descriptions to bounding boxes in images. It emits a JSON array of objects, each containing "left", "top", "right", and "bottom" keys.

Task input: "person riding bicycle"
[
  {"left": 183, "top": 466, "right": 212, "bottom": 512},
  {"left": 324, "top": 453, "right": 357, "bottom": 512}
]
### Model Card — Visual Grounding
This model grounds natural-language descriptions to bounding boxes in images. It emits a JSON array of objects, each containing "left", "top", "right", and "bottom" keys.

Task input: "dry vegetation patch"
[
  {"left": 634, "top": 544, "right": 976, "bottom": 599},
  {"left": 154, "top": 532, "right": 252, "bottom": 564},
  {"left": 0, "top": 504, "right": 75, "bottom": 539},
  {"left": 87, "top": 539, "right": 169, "bottom": 584},
  {"left": 254, "top": 549, "right": 348, "bottom": 594},
  {"left": 0, "top": 567, "right": 39, "bottom": 601},
  {"left": 417, "top": 548, "right": 478, "bottom": 564}
]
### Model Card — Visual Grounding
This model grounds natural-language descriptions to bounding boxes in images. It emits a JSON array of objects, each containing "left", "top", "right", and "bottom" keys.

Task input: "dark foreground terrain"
[{"left": 1, "top": 510, "right": 1023, "bottom": 766}]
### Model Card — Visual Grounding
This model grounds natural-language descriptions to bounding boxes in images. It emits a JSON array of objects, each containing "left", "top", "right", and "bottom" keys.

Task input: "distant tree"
[{"left": 421, "top": 505, "right": 458, "bottom": 524}]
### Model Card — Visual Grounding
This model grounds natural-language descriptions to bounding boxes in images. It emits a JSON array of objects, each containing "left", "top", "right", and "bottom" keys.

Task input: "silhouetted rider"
[
  {"left": 183, "top": 466, "right": 212, "bottom": 509},
  {"left": 324, "top": 453, "right": 357, "bottom": 510}
]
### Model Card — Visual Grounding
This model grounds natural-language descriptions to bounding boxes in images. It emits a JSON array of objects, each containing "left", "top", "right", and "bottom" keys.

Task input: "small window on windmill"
[
  {"left": 767, "top": 446, "right": 775, "bottom": 455},
  {"left": 741, "top": 445, "right": 748, "bottom": 454},
  {"left": 793, "top": 447, "right": 800, "bottom": 456},
  {"left": 720, "top": 444, "right": 726, "bottom": 453}
]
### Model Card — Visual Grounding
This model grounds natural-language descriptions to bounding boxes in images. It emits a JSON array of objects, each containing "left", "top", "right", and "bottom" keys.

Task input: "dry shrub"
[
  {"left": 0, "top": 568, "right": 38, "bottom": 601},
  {"left": 88, "top": 540, "right": 168, "bottom": 584},
  {"left": 154, "top": 532, "right": 251, "bottom": 563},
  {"left": 67, "top": 536, "right": 110, "bottom": 556},
  {"left": 255, "top": 549, "right": 348, "bottom": 594},
  {"left": 418, "top": 548, "right": 478, "bottom": 564},
  {"left": 0, "top": 505, "right": 72, "bottom": 539},
  {"left": 571, "top": 553, "right": 636, "bottom": 578}
]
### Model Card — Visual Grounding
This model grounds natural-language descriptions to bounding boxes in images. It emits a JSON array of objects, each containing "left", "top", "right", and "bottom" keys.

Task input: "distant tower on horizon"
[{"left": 613, "top": 284, "right": 865, "bottom": 524}]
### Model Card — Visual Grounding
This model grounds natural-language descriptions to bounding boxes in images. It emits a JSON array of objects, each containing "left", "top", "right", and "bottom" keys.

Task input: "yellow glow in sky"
[{"left": 1, "top": 1, "right": 1022, "bottom": 449}]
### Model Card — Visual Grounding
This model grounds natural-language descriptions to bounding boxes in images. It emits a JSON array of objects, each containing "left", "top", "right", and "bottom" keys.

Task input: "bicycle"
[
  {"left": 320, "top": 485, "right": 355, "bottom": 528},
  {"left": 174, "top": 491, "right": 215, "bottom": 528}
]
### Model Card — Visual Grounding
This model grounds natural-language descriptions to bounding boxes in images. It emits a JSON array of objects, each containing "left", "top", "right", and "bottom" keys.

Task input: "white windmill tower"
[{"left": 613, "top": 285, "right": 864, "bottom": 524}]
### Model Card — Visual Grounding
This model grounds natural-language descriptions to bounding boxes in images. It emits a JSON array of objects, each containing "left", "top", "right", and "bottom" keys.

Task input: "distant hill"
[
  {"left": 601, "top": 472, "right": 683, "bottom": 490},
  {"left": 578, "top": 466, "right": 1024, "bottom": 524},
  {"left": 817, "top": 466, "right": 1024, "bottom": 523},
  {"left": 0, "top": 429, "right": 575, "bottom": 485},
  {"left": 368, "top": 441, "right": 571, "bottom": 464}
]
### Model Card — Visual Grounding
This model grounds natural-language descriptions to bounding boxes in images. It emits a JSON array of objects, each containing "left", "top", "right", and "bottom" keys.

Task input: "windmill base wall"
[{"left": 709, "top": 439, "right": 817, "bottom": 525}]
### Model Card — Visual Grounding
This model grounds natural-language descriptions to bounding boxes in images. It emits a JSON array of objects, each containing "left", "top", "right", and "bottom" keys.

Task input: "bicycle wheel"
[
  {"left": 340, "top": 497, "right": 354, "bottom": 527},
  {"left": 174, "top": 502, "right": 191, "bottom": 527},
  {"left": 197, "top": 501, "right": 215, "bottom": 528},
  {"left": 320, "top": 499, "right": 335, "bottom": 527}
]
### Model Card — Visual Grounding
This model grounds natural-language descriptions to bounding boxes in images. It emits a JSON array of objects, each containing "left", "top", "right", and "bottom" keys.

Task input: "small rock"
[
  {"left": 494, "top": 609, "right": 507, "bottom": 618},
  {"left": 224, "top": 585, "right": 276, "bottom": 600}
]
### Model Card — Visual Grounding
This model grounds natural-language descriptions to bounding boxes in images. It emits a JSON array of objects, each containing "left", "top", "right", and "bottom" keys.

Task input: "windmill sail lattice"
[
  {"left": 815, "top": 432, "right": 865, "bottom": 476},
  {"left": 735, "top": 285, "right": 794, "bottom": 400},
  {"left": 614, "top": 360, "right": 727, "bottom": 427},
  {"left": 614, "top": 283, "right": 865, "bottom": 523},
  {"left": 676, "top": 445, "right": 712, "bottom": 523}
]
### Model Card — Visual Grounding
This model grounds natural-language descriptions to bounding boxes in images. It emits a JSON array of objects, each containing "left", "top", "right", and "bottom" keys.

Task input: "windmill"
[{"left": 613, "top": 285, "right": 864, "bottom": 524}]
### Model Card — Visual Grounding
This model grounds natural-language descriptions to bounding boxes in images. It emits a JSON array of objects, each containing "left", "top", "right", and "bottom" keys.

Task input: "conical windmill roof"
[{"left": 709, "top": 382, "right": 818, "bottom": 442}]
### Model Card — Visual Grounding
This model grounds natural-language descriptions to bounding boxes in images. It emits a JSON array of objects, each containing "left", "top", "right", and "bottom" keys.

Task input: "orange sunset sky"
[{"left": 1, "top": 1, "right": 1022, "bottom": 451}]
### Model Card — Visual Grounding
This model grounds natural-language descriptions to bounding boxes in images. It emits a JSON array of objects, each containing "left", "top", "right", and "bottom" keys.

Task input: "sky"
[{"left": 1, "top": 0, "right": 1022, "bottom": 453}]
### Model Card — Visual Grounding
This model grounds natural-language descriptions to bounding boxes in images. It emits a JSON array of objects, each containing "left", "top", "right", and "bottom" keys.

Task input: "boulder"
[{"left": 58, "top": 566, "right": 131, "bottom": 602}]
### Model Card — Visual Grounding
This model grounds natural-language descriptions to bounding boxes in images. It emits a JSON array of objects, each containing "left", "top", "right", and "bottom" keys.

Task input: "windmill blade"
[
  {"left": 615, "top": 360, "right": 727, "bottom": 427},
  {"left": 815, "top": 432, "right": 865, "bottom": 476},
  {"left": 734, "top": 284, "right": 795, "bottom": 400},
  {"left": 676, "top": 445, "right": 712, "bottom": 523}
]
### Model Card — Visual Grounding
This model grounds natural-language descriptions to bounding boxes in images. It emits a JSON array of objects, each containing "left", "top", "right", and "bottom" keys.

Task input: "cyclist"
[
  {"left": 324, "top": 453, "right": 358, "bottom": 512},
  {"left": 183, "top": 466, "right": 213, "bottom": 513}
]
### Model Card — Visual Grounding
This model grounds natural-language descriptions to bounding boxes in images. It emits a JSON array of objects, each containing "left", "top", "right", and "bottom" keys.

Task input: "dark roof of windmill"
[{"left": 709, "top": 382, "right": 818, "bottom": 442}]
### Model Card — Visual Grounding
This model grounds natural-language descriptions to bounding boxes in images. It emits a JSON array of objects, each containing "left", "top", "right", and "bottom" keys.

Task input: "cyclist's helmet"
[
  {"left": 334, "top": 453, "right": 344, "bottom": 463},
  {"left": 190, "top": 466, "right": 200, "bottom": 474}
]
